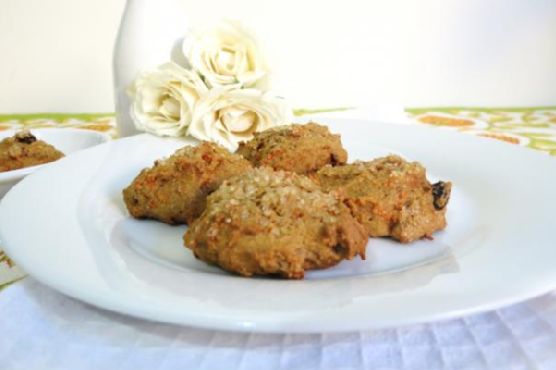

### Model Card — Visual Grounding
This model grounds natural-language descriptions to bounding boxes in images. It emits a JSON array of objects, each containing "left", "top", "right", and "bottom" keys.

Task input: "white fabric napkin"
[{"left": 1, "top": 278, "right": 555, "bottom": 370}]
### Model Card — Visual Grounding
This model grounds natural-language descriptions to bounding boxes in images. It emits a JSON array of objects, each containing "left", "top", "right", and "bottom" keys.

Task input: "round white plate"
[
  {"left": 1, "top": 119, "right": 555, "bottom": 333},
  {"left": 0, "top": 128, "right": 110, "bottom": 197}
]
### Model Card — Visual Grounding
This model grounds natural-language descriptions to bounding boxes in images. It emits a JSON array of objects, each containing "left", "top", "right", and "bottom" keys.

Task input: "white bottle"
[{"left": 113, "top": 0, "right": 189, "bottom": 137}]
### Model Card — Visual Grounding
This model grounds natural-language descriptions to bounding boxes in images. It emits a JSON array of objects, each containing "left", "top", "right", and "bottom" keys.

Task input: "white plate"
[
  {"left": 1, "top": 119, "right": 555, "bottom": 333},
  {"left": 0, "top": 128, "right": 110, "bottom": 197}
]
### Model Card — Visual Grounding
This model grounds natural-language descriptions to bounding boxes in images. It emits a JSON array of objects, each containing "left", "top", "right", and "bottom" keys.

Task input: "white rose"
[
  {"left": 182, "top": 20, "right": 267, "bottom": 89},
  {"left": 129, "top": 62, "right": 208, "bottom": 137},
  {"left": 188, "top": 88, "right": 291, "bottom": 149}
]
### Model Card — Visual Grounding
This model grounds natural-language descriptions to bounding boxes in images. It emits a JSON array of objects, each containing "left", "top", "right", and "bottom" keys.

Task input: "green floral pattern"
[
  {"left": 406, "top": 107, "right": 556, "bottom": 155},
  {"left": 0, "top": 113, "right": 118, "bottom": 138},
  {"left": 1, "top": 107, "right": 555, "bottom": 287}
]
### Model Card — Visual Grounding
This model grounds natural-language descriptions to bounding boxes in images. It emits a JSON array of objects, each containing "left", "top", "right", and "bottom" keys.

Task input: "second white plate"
[{"left": 0, "top": 128, "right": 109, "bottom": 197}]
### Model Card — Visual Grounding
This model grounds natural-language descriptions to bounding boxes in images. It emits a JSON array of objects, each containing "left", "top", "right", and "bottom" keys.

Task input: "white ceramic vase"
[{"left": 113, "top": 0, "right": 189, "bottom": 137}]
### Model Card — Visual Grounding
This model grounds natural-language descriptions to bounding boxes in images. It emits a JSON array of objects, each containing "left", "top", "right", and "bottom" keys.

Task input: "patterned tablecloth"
[{"left": 0, "top": 108, "right": 555, "bottom": 370}]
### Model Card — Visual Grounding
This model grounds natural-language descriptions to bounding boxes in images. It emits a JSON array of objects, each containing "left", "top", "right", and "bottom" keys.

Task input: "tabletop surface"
[{"left": 1, "top": 107, "right": 555, "bottom": 370}]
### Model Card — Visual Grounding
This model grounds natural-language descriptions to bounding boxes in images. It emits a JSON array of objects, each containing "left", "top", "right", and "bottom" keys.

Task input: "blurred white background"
[{"left": 0, "top": 0, "right": 554, "bottom": 112}]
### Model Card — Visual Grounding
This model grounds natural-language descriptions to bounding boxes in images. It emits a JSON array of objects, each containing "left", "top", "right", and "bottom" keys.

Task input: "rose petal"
[
  {"left": 129, "top": 62, "right": 208, "bottom": 137},
  {"left": 188, "top": 88, "right": 292, "bottom": 149},
  {"left": 182, "top": 20, "right": 267, "bottom": 89}
]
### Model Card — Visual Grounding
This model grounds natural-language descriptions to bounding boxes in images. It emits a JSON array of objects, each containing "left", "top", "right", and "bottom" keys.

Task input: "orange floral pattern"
[
  {"left": 417, "top": 115, "right": 475, "bottom": 127},
  {"left": 407, "top": 108, "right": 556, "bottom": 155}
]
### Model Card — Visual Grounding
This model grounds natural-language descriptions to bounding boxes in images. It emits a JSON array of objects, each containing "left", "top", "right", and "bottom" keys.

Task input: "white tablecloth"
[{"left": 1, "top": 279, "right": 556, "bottom": 370}]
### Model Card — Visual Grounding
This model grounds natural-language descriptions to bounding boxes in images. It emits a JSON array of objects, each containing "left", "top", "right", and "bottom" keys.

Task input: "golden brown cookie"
[
  {"left": 316, "top": 155, "right": 451, "bottom": 243},
  {"left": 0, "top": 130, "right": 64, "bottom": 172},
  {"left": 184, "top": 167, "right": 367, "bottom": 279},
  {"left": 123, "top": 141, "right": 252, "bottom": 225},
  {"left": 235, "top": 122, "right": 347, "bottom": 175}
]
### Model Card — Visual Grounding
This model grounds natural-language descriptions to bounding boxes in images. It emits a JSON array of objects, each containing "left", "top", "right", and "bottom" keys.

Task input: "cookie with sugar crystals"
[{"left": 184, "top": 167, "right": 367, "bottom": 279}]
